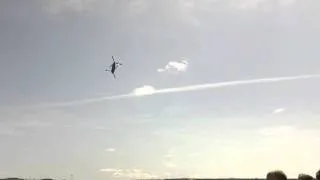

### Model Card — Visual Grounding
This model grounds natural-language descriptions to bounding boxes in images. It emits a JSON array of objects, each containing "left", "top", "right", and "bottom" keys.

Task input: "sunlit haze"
[{"left": 1, "top": 1, "right": 320, "bottom": 180}]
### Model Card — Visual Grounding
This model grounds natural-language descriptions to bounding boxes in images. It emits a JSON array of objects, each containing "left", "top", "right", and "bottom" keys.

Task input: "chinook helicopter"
[{"left": 105, "top": 56, "right": 122, "bottom": 79}]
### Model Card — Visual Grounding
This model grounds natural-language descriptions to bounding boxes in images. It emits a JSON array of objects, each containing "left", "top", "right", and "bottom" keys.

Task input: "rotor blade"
[{"left": 116, "top": 57, "right": 122, "bottom": 64}]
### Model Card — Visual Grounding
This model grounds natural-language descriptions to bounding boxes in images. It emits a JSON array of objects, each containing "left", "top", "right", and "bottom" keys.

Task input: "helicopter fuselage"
[{"left": 111, "top": 63, "right": 116, "bottom": 73}]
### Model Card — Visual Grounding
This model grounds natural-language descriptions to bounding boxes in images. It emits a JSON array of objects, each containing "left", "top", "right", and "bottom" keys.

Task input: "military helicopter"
[{"left": 105, "top": 56, "right": 122, "bottom": 79}]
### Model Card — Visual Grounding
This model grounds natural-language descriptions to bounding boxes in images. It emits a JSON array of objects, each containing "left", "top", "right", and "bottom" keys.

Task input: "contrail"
[
  {"left": 28, "top": 94, "right": 134, "bottom": 108},
  {"left": 154, "top": 74, "right": 320, "bottom": 94},
  {"left": 30, "top": 74, "right": 320, "bottom": 108}
]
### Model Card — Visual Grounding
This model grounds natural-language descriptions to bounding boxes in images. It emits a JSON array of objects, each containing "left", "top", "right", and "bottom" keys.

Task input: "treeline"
[{"left": 139, "top": 179, "right": 297, "bottom": 180}]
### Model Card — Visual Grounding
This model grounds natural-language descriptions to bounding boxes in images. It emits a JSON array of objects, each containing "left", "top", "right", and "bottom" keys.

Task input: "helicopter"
[{"left": 105, "top": 56, "right": 122, "bottom": 79}]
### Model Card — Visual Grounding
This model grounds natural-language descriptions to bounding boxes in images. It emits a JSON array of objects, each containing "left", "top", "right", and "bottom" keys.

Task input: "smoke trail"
[
  {"left": 154, "top": 74, "right": 320, "bottom": 94},
  {"left": 29, "top": 94, "right": 135, "bottom": 108},
  {"left": 31, "top": 74, "right": 320, "bottom": 108}
]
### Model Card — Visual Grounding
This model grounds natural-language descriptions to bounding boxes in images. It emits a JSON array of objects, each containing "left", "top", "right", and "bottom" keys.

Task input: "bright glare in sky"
[{"left": 133, "top": 85, "right": 156, "bottom": 96}]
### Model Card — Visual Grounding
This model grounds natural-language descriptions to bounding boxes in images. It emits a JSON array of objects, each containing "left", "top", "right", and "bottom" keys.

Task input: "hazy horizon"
[{"left": 1, "top": 1, "right": 320, "bottom": 180}]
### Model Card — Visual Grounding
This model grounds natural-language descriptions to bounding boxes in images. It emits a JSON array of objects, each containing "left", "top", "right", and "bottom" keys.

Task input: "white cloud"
[
  {"left": 105, "top": 148, "right": 115, "bottom": 152},
  {"left": 100, "top": 168, "right": 157, "bottom": 179},
  {"left": 272, "top": 108, "right": 286, "bottom": 114},
  {"left": 100, "top": 168, "right": 120, "bottom": 172},
  {"left": 158, "top": 59, "right": 189, "bottom": 74},
  {"left": 132, "top": 85, "right": 156, "bottom": 96}
]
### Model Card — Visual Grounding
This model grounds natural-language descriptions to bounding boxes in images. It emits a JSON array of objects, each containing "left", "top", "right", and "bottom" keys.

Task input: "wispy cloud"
[
  {"left": 100, "top": 168, "right": 157, "bottom": 178},
  {"left": 105, "top": 148, "right": 116, "bottom": 152},
  {"left": 272, "top": 108, "right": 286, "bottom": 114},
  {"left": 28, "top": 73, "right": 320, "bottom": 108},
  {"left": 158, "top": 58, "right": 189, "bottom": 74},
  {"left": 100, "top": 168, "right": 120, "bottom": 172}
]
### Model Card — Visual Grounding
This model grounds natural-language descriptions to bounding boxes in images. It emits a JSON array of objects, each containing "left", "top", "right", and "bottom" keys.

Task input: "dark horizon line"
[
  {"left": 136, "top": 178, "right": 298, "bottom": 180},
  {"left": 0, "top": 178, "right": 299, "bottom": 180}
]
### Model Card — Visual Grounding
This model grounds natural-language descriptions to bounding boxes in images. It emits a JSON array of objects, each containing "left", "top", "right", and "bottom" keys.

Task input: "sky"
[{"left": 1, "top": 0, "right": 320, "bottom": 180}]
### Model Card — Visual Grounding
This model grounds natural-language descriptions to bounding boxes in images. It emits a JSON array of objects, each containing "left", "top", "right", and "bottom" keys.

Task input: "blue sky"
[{"left": 1, "top": 0, "right": 320, "bottom": 180}]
